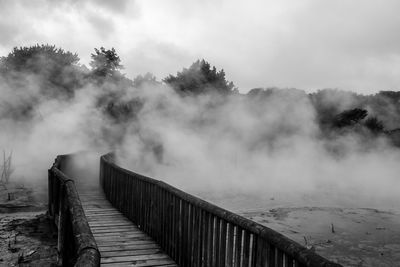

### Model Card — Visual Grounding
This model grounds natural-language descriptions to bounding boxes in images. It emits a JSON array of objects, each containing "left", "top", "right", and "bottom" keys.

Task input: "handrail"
[
  {"left": 48, "top": 154, "right": 100, "bottom": 267},
  {"left": 100, "top": 153, "right": 342, "bottom": 267}
]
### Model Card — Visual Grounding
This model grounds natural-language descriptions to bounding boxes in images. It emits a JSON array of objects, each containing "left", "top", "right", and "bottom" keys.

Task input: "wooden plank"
[
  {"left": 192, "top": 206, "right": 201, "bottom": 267},
  {"left": 87, "top": 218, "right": 132, "bottom": 223},
  {"left": 87, "top": 217, "right": 130, "bottom": 222},
  {"left": 99, "top": 243, "right": 160, "bottom": 253},
  {"left": 207, "top": 214, "right": 215, "bottom": 267},
  {"left": 268, "top": 244, "right": 276, "bottom": 267},
  {"left": 166, "top": 192, "right": 173, "bottom": 258},
  {"left": 242, "top": 230, "right": 251, "bottom": 267},
  {"left": 202, "top": 211, "right": 210, "bottom": 266},
  {"left": 81, "top": 201, "right": 113, "bottom": 204},
  {"left": 101, "top": 253, "right": 171, "bottom": 263},
  {"left": 86, "top": 214, "right": 124, "bottom": 219},
  {"left": 90, "top": 225, "right": 138, "bottom": 230},
  {"left": 84, "top": 208, "right": 121, "bottom": 212},
  {"left": 180, "top": 200, "right": 188, "bottom": 266},
  {"left": 226, "top": 223, "right": 235, "bottom": 266},
  {"left": 92, "top": 228, "right": 141, "bottom": 233},
  {"left": 88, "top": 222, "right": 133, "bottom": 227},
  {"left": 94, "top": 236, "right": 152, "bottom": 242},
  {"left": 219, "top": 220, "right": 227, "bottom": 267},
  {"left": 285, "top": 254, "right": 294, "bottom": 267},
  {"left": 82, "top": 205, "right": 114, "bottom": 209},
  {"left": 214, "top": 217, "right": 221, "bottom": 266},
  {"left": 87, "top": 215, "right": 131, "bottom": 220},
  {"left": 101, "top": 248, "right": 164, "bottom": 258},
  {"left": 101, "top": 260, "right": 177, "bottom": 267},
  {"left": 97, "top": 240, "right": 156, "bottom": 248},
  {"left": 77, "top": 172, "right": 177, "bottom": 267},
  {"left": 234, "top": 226, "right": 243, "bottom": 267},
  {"left": 80, "top": 197, "right": 109, "bottom": 200},
  {"left": 84, "top": 209, "right": 120, "bottom": 212},
  {"left": 93, "top": 232, "right": 146, "bottom": 238},
  {"left": 277, "top": 249, "right": 284, "bottom": 267},
  {"left": 93, "top": 231, "right": 145, "bottom": 237},
  {"left": 83, "top": 205, "right": 114, "bottom": 209},
  {"left": 85, "top": 212, "right": 121, "bottom": 216},
  {"left": 91, "top": 228, "right": 141, "bottom": 234}
]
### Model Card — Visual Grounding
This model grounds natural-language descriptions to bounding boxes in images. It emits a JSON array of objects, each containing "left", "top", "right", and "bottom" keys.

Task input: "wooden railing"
[
  {"left": 48, "top": 154, "right": 100, "bottom": 267},
  {"left": 100, "top": 153, "right": 342, "bottom": 267}
]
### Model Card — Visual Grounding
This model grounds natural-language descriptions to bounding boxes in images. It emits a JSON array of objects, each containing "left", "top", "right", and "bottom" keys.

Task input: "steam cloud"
[
  {"left": 115, "top": 85, "right": 400, "bottom": 210},
  {"left": 1, "top": 55, "right": 399, "bottom": 211}
]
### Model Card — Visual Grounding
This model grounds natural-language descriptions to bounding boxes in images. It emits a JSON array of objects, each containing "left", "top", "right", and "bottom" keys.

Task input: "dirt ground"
[
  {"left": 241, "top": 207, "right": 400, "bottom": 266},
  {"left": 0, "top": 182, "right": 57, "bottom": 266},
  {"left": 2, "top": 180, "right": 400, "bottom": 266},
  {"left": 0, "top": 182, "right": 46, "bottom": 213},
  {"left": 205, "top": 192, "right": 400, "bottom": 267}
]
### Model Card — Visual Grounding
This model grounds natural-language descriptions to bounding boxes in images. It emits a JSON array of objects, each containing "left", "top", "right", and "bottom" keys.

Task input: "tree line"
[{"left": 1, "top": 44, "right": 400, "bottom": 146}]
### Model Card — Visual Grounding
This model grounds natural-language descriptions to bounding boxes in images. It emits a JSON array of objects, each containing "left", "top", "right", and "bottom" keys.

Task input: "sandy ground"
[
  {"left": 204, "top": 192, "right": 400, "bottom": 267},
  {"left": 0, "top": 182, "right": 57, "bottom": 266}
]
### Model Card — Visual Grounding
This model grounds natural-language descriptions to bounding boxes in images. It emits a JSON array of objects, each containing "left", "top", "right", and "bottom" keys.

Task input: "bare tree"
[{"left": 1, "top": 150, "right": 14, "bottom": 184}]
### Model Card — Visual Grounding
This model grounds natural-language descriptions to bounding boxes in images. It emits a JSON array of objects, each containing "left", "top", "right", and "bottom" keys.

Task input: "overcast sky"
[{"left": 0, "top": 0, "right": 399, "bottom": 94}]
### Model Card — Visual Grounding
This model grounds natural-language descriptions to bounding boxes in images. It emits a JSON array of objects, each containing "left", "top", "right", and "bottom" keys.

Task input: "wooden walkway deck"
[{"left": 79, "top": 190, "right": 177, "bottom": 267}]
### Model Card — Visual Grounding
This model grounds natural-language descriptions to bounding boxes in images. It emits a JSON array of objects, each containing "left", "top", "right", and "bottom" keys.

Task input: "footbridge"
[{"left": 48, "top": 153, "right": 342, "bottom": 267}]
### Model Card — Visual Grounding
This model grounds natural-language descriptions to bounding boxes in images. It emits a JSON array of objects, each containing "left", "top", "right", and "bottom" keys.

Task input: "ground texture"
[
  {"left": 206, "top": 193, "right": 400, "bottom": 267},
  {"left": 0, "top": 182, "right": 57, "bottom": 266}
]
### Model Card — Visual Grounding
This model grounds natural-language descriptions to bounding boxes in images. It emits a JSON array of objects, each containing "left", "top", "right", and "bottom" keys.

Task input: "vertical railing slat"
[
  {"left": 277, "top": 249, "right": 284, "bottom": 267},
  {"left": 226, "top": 222, "right": 235, "bottom": 267},
  {"left": 214, "top": 217, "right": 221, "bottom": 266},
  {"left": 219, "top": 220, "right": 227, "bottom": 267},
  {"left": 193, "top": 206, "right": 202, "bottom": 267},
  {"left": 235, "top": 226, "right": 243, "bottom": 267},
  {"left": 97, "top": 154, "right": 342, "bottom": 267},
  {"left": 242, "top": 230, "right": 251, "bottom": 267},
  {"left": 202, "top": 211, "right": 210, "bottom": 267},
  {"left": 255, "top": 236, "right": 267, "bottom": 267}
]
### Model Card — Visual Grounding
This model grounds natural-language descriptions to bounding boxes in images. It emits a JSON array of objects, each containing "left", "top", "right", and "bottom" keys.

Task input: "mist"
[
  {"left": 1, "top": 45, "right": 399, "bottom": 213},
  {"left": 2, "top": 1, "right": 400, "bottom": 264},
  {"left": 115, "top": 84, "right": 400, "bottom": 211},
  {"left": 0, "top": 76, "right": 110, "bottom": 189}
]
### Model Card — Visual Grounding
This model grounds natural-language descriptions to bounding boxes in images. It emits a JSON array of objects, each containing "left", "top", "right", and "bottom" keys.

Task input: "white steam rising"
[
  {"left": 1, "top": 72, "right": 399, "bottom": 210},
  {"left": 116, "top": 85, "right": 400, "bottom": 210}
]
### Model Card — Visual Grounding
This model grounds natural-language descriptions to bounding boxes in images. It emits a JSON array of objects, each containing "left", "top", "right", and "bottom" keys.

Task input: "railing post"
[
  {"left": 57, "top": 181, "right": 67, "bottom": 266},
  {"left": 48, "top": 154, "right": 100, "bottom": 267},
  {"left": 48, "top": 169, "right": 53, "bottom": 218}
]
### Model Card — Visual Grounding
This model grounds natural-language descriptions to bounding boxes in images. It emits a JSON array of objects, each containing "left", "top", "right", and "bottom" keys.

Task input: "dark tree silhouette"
[
  {"left": 133, "top": 72, "right": 160, "bottom": 88},
  {"left": 364, "top": 117, "right": 384, "bottom": 133},
  {"left": 90, "top": 47, "right": 122, "bottom": 78},
  {"left": 163, "top": 59, "right": 236, "bottom": 95},
  {"left": 89, "top": 47, "right": 136, "bottom": 125},
  {"left": 0, "top": 44, "right": 83, "bottom": 98},
  {"left": 333, "top": 108, "right": 368, "bottom": 128},
  {"left": 0, "top": 44, "right": 79, "bottom": 73},
  {"left": 378, "top": 91, "right": 400, "bottom": 102}
]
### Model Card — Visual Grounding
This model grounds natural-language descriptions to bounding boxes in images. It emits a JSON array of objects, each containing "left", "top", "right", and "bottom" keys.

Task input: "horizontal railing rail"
[
  {"left": 100, "top": 153, "right": 342, "bottom": 267},
  {"left": 48, "top": 154, "right": 100, "bottom": 267}
]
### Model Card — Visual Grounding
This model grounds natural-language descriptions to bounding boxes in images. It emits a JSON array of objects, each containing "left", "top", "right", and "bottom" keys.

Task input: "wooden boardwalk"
[{"left": 79, "top": 190, "right": 177, "bottom": 267}]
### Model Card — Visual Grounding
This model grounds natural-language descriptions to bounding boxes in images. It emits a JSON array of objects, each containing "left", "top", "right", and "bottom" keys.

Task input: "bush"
[
  {"left": 333, "top": 108, "right": 368, "bottom": 128},
  {"left": 0, "top": 44, "right": 83, "bottom": 98},
  {"left": 90, "top": 47, "right": 122, "bottom": 78},
  {"left": 364, "top": 117, "right": 384, "bottom": 133},
  {"left": 163, "top": 59, "right": 236, "bottom": 95}
]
